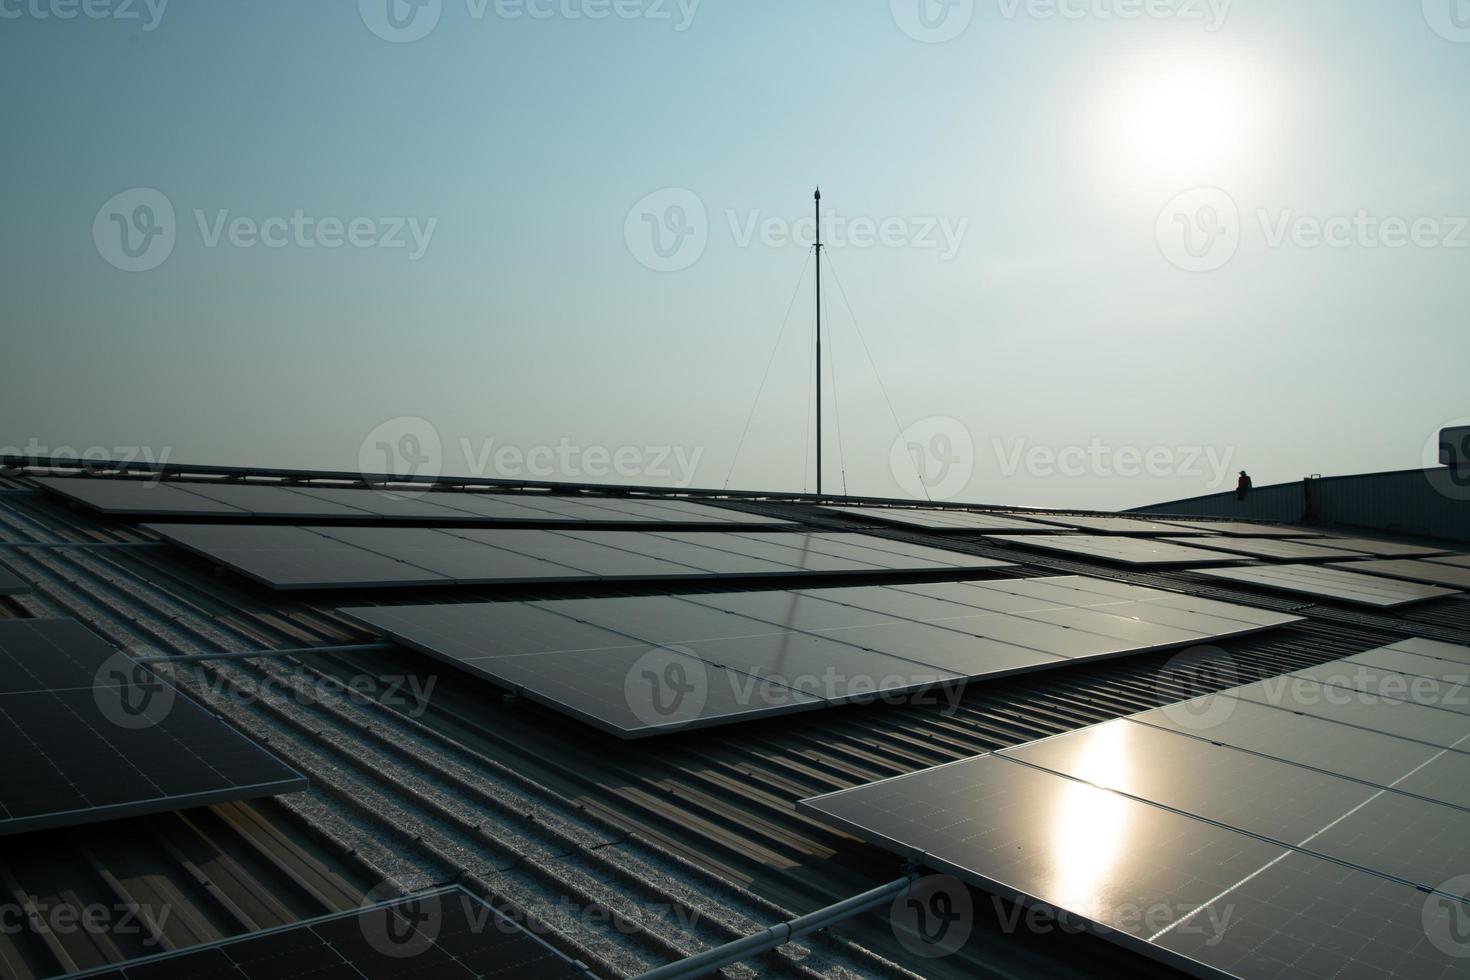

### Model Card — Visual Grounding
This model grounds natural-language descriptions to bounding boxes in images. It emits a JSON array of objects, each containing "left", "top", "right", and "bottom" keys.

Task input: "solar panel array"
[
  {"left": 0, "top": 558, "right": 28, "bottom": 596},
  {"left": 148, "top": 525, "right": 1008, "bottom": 591},
  {"left": 341, "top": 577, "right": 1301, "bottom": 738},
  {"left": 801, "top": 637, "right": 1470, "bottom": 980},
  {"left": 985, "top": 534, "right": 1244, "bottom": 567},
  {"left": 1337, "top": 558, "right": 1470, "bottom": 590},
  {"left": 1180, "top": 536, "right": 1366, "bottom": 561},
  {"left": 65, "top": 886, "right": 589, "bottom": 980},
  {"left": 823, "top": 506, "right": 1061, "bottom": 533},
  {"left": 1430, "top": 553, "right": 1470, "bottom": 569},
  {"left": 0, "top": 618, "right": 306, "bottom": 835},
  {"left": 1190, "top": 562, "right": 1460, "bottom": 608},
  {"left": 35, "top": 476, "right": 791, "bottom": 527}
]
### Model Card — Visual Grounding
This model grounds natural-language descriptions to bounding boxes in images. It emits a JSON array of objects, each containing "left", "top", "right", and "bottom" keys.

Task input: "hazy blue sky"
[{"left": 4, "top": 0, "right": 1468, "bottom": 509}]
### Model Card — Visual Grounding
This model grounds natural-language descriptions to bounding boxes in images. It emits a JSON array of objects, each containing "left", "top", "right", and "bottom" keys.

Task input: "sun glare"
[{"left": 1098, "top": 54, "right": 1264, "bottom": 187}]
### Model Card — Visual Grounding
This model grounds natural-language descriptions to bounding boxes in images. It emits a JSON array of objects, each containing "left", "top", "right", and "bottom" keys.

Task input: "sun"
[{"left": 1097, "top": 53, "right": 1264, "bottom": 187}]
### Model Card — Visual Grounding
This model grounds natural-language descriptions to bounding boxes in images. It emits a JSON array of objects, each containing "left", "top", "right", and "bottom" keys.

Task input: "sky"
[{"left": 3, "top": 0, "right": 1469, "bottom": 510}]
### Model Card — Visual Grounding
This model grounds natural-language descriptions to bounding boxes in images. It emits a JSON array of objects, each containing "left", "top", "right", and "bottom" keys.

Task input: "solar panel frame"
[
  {"left": 1005, "top": 515, "right": 1206, "bottom": 535},
  {"left": 1151, "top": 519, "right": 1311, "bottom": 538},
  {"left": 1428, "top": 553, "right": 1470, "bottom": 568},
  {"left": 1290, "top": 537, "right": 1451, "bottom": 558},
  {"left": 0, "top": 618, "right": 307, "bottom": 836},
  {"left": 1386, "top": 636, "right": 1470, "bottom": 666}
]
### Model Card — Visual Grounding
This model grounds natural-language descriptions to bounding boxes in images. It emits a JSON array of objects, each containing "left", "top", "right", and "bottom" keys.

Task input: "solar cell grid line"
[
  {"left": 1000, "top": 718, "right": 1470, "bottom": 898},
  {"left": 1337, "top": 558, "right": 1470, "bottom": 589},
  {"left": 1132, "top": 695, "right": 1470, "bottom": 810},
  {"left": 1188, "top": 562, "right": 1460, "bottom": 608},
  {"left": 0, "top": 618, "right": 306, "bottom": 835},
  {"left": 1227, "top": 675, "right": 1470, "bottom": 750},
  {"left": 0, "top": 557, "right": 27, "bottom": 596},
  {"left": 60, "top": 885, "right": 591, "bottom": 980},
  {"left": 1177, "top": 537, "right": 1367, "bottom": 561}
]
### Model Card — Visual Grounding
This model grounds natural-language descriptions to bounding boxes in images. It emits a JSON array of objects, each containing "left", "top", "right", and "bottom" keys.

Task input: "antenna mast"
[{"left": 814, "top": 186, "right": 823, "bottom": 497}]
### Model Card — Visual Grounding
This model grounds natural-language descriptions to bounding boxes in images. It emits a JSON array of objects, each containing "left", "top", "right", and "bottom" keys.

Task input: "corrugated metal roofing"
[{"left": 0, "top": 467, "right": 1465, "bottom": 979}]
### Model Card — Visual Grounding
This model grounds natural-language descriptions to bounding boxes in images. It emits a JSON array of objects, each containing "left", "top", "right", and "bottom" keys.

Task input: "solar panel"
[
  {"left": 1386, "top": 636, "right": 1470, "bottom": 666},
  {"left": 1003, "top": 719, "right": 1470, "bottom": 894},
  {"left": 1346, "top": 647, "right": 1470, "bottom": 686},
  {"left": 342, "top": 579, "right": 1299, "bottom": 737},
  {"left": 1292, "top": 660, "right": 1470, "bottom": 718},
  {"left": 1134, "top": 696, "right": 1470, "bottom": 806},
  {"left": 152, "top": 524, "right": 1013, "bottom": 591},
  {"left": 1428, "top": 553, "right": 1470, "bottom": 569},
  {"left": 1189, "top": 562, "right": 1459, "bottom": 608},
  {"left": 147, "top": 524, "right": 452, "bottom": 590},
  {"left": 0, "top": 558, "right": 28, "bottom": 596},
  {"left": 1230, "top": 674, "right": 1470, "bottom": 749},
  {"left": 801, "top": 716, "right": 1470, "bottom": 979},
  {"left": 1152, "top": 519, "right": 1309, "bottom": 538},
  {"left": 1003, "top": 514, "right": 1204, "bottom": 535},
  {"left": 1180, "top": 537, "right": 1365, "bottom": 561},
  {"left": 34, "top": 476, "right": 792, "bottom": 528},
  {"left": 1338, "top": 558, "right": 1470, "bottom": 589},
  {"left": 1292, "top": 537, "right": 1451, "bottom": 558},
  {"left": 63, "top": 885, "right": 589, "bottom": 979},
  {"left": 985, "top": 534, "right": 1244, "bottom": 566},
  {"left": 0, "top": 618, "right": 306, "bottom": 835},
  {"left": 824, "top": 506, "right": 1059, "bottom": 533},
  {"left": 35, "top": 477, "right": 251, "bottom": 516}
]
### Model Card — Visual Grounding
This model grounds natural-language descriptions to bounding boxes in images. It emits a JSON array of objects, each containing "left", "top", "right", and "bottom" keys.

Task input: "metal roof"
[{"left": 1, "top": 463, "right": 1465, "bottom": 979}]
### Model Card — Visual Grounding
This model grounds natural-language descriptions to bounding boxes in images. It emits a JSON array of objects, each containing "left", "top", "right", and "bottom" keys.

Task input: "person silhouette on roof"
[{"left": 1236, "top": 470, "right": 1253, "bottom": 501}]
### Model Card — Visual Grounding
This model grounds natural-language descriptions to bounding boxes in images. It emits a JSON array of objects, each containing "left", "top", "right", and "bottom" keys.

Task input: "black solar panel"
[
  {"left": 341, "top": 578, "right": 1300, "bottom": 738},
  {"left": 149, "top": 525, "right": 1013, "bottom": 591},
  {"left": 64, "top": 885, "right": 589, "bottom": 979},
  {"left": 0, "top": 618, "right": 306, "bottom": 836},
  {"left": 0, "top": 557, "right": 28, "bottom": 596}
]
